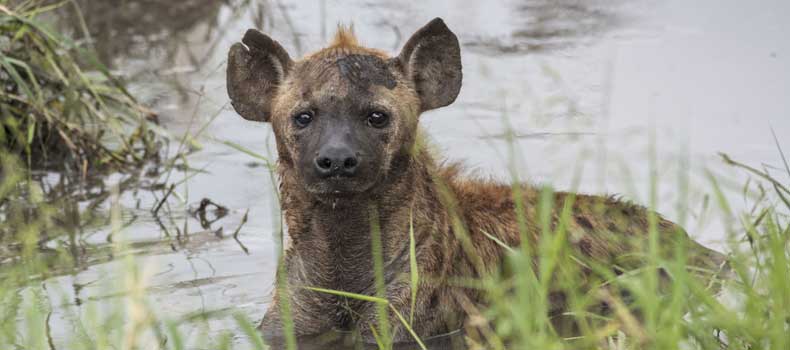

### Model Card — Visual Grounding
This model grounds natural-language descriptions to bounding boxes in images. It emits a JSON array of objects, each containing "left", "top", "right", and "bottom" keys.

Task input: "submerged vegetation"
[{"left": 0, "top": 0, "right": 174, "bottom": 271}]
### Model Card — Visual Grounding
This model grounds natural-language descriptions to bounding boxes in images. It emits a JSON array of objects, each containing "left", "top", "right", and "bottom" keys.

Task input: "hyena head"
[{"left": 227, "top": 18, "right": 462, "bottom": 198}]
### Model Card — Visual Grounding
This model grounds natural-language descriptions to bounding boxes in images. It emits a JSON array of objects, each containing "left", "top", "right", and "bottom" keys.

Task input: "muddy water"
[{"left": 35, "top": 0, "right": 790, "bottom": 348}]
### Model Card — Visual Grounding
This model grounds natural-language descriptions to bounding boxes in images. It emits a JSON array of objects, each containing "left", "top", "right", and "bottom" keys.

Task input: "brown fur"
[
  {"left": 227, "top": 19, "right": 728, "bottom": 344},
  {"left": 306, "top": 27, "right": 389, "bottom": 60}
]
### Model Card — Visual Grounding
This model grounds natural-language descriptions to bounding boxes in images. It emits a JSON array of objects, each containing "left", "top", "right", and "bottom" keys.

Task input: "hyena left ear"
[
  {"left": 396, "top": 18, "right": 463, "bottom": 112},
  {"left": 227, "top": 29, "right": 293, "bottom": 122}
]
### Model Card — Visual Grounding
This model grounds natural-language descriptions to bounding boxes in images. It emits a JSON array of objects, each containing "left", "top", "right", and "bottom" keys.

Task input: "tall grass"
[
  {"left": 475, "top": 153, "right": 787, "bottom": 350},
  {"left": 2, "top": 133, "right": 787, "bottom": 349}
]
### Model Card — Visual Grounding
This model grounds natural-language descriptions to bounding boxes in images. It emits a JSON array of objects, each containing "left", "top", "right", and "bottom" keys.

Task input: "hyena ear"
[
  {"left": 227, "top": 29, "right": 293, "bottom": 122},
  {"left": 396, "top": 18, "right": 462, "bottom": 112}
]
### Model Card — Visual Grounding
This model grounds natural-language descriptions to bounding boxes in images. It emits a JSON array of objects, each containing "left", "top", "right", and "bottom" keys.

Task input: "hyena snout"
[{"left": 314, "top": 142, "right": 359, "bottom": 178}]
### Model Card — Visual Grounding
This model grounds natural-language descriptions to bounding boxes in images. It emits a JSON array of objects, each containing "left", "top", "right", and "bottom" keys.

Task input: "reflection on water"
[
  {"left": 1, "top": 165, "right": 159, "bottom": 266},
  {"left": 12, "top": 0, "right": 789, "bottom": 348},
  {"left": 58, "top": 0, "right": 232, "bottom": 67},
  {"left": 1, "top": 160, "right": 242, "bottom": 278},
  {"left": 465, "top": 0, "right": 631, "bottom": 55}
]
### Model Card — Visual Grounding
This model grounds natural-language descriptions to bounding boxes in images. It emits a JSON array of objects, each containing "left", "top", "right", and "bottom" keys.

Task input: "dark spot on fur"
[
  {"left": 576, "top": 216, "right": 594, "bottom": 230},
  {"left": 577, "top": 238, "right": 593, "bottom": 255},
  {"left": 659, "top": 219, "right": 674, "bottom": 230},
  {"left": 429, "top": 294, "right": 440, "bottom": 309},
  {"left": 336, "top": 54, "right": 397, "bottom": 91}
]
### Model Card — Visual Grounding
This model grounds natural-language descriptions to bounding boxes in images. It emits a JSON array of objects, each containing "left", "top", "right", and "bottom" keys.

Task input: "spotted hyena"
[{"left": 226, "top": 18, "right": 728, "bottom": 344}]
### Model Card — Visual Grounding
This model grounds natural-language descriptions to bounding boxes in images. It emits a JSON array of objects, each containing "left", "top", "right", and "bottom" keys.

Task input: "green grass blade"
[
  {"left": 480, "top": 230, "right": 515, "bottom": 253},
  {"left": 388, "top": 304, "right": 427, "bottom": 350},
  {"left": 214, "top": 137, "right": 274, "bottom": 167},
  {"left": 234, "top": 313, "right": 268, "bottom": 350},
  {"left": 302, "top": 286, "right": 389, "bottom": 304},
  {"left": 409, "top": 209, "right": 419, "bottom": 326},
  {"left": 770, "top": 125, "right": 790, "bottom": 178}
]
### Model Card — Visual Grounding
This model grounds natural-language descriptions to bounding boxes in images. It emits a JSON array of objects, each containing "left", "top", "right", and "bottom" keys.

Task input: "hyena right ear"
[
  {"left": 396, "top": 18, "right": 462, "bottom": 112},
  {"left": 227, "top": 29, "right": 293, "bottom": 122}
]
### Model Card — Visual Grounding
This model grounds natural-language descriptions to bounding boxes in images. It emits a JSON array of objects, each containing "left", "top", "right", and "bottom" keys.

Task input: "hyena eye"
[
  {"left": 293, "top": 112, "right": 313, "bottom": 128},
  {"left": 367, "top": 111, "right": 389, "bottom": 128}
]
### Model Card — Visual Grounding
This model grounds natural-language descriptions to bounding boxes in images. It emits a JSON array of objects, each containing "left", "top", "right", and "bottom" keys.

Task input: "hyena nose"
[{"left": 314, "top": 147, "right": 358, "bottom": 178}]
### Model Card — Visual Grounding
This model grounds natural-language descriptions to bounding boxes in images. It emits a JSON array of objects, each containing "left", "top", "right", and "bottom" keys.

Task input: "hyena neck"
[
  {"left": 282, "top": 150, "right": 435, "bottom": 239},
  {"left": 279, "top": 148, "right": 439, "bottom": 289}
]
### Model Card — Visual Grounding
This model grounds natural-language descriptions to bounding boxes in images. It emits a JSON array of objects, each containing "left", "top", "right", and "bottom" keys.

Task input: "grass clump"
[
  {"left": 1, "top": 0, "right": 176, "bottom": 273},
  {"left": 0, "top": 0, "right": 164, "bottom": 171}
]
